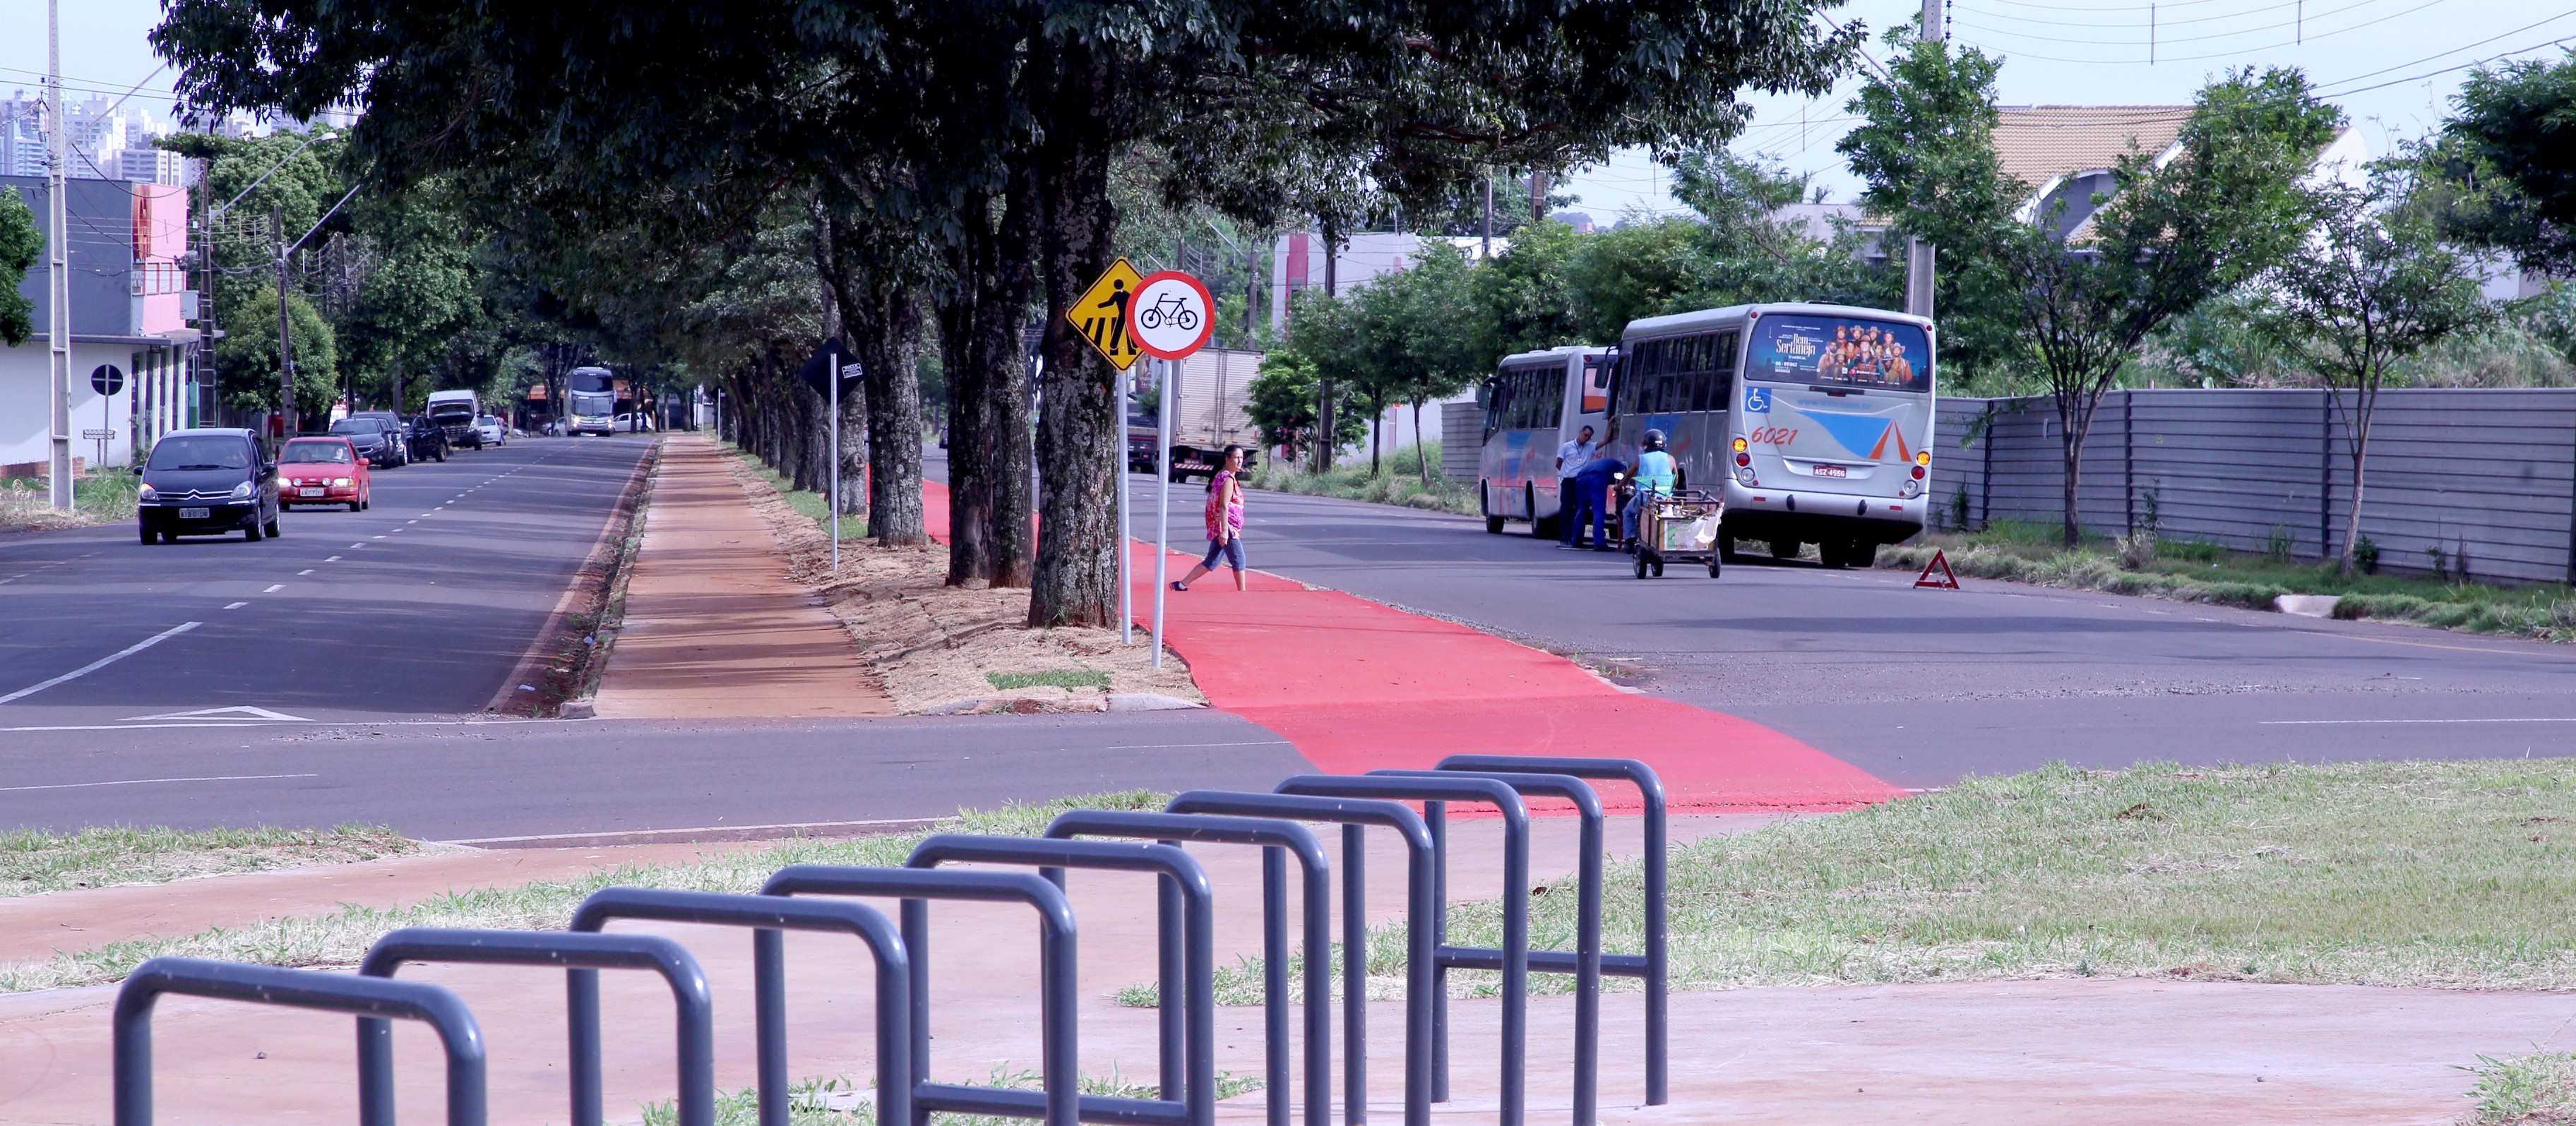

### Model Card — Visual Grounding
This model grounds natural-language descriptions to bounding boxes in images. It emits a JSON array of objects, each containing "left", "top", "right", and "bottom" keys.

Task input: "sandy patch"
[{"left": 721, "top": 452, "right": 1203, "bottom": 714}]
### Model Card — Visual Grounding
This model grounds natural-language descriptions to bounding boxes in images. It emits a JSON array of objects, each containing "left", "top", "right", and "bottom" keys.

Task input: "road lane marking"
[
  {"left": 2262, "top": 717, "right": 2576, "bottom": 725},
  {"left": 371, "top": 535, "right": 385, "bottom": 539},
  {"left": 263, "top": 584, "right": 285, "bottom": 592},
  {"left": 121, "top": 705, "right": 311, "bottom": 722},
  {"left": 224, "top": 601, "right": 247, "bottom": 609},
  {"left": 349, "top": 543, "right": 364, "bottom": 549},
  {"left": 0, "top": 621, "right": 202, "bottom": 705},
  {"left": 298, "top": 569, "right": 314, "bottom": 575},
  {"left": 0, "top": 772, "right": 318, "bottom": 794},
  {"left": 325, "top": 556, "right": 340, "bottom": 562}
]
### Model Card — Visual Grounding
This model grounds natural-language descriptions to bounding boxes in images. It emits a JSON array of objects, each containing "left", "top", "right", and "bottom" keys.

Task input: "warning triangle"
[
  {"left": 118, "top": 705, "right": 314, "bottom": 723},
  {"left": 1914, "top": 550, "right": 1961, "bottom": 589}
]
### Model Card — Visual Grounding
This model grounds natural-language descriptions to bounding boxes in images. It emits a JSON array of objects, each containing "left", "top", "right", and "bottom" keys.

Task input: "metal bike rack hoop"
[
  {"left": 900, "top": 834, "right": 1215, "bottom": 1126},
  {"left": 1377, "top": 769, "right": 1602, "bottom": 1126},
  {"left": 114, "top": 957, "right": 487, "bottom": 1126},
  {"left": 570, "top": 887, "right": 914, "bottom": 1126},
  {"left": 356, "top": 927, "right": 714, "bottom": 1126},
  {"left": 1165, "top": 790, "right": 1438, "bottom": 1126},
  {"left": 1046, "top": 809, "right": 1332, "bottom": 1126},
  {"left": 1274, "top": 774, "right": 1529, "bottom": 1126},
  {"left": 758, "top": 864, "right": 1079, "bottom": 1126}
]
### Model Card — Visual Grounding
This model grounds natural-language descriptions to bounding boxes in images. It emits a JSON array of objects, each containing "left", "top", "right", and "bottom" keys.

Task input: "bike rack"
[
  {"left": 114, "top": 957, "right": 487, "bottom": 1126},
  {"left": 758, "top": 864, "right": 1079, "bottom": 1126},
  {"left": 1045, "top": 809, "right": 1332, "bottom": 1126},
  {"left": 901, "top": 834, "right": 1216, "bottom": 1126},
  {"left": 1167, "top": 791, "right": 1439, "bottom": 1126},
  {"left": 568, "top": 887, "right": 913, "bottom": 1126},
  {"left": 1274, "top": 774, "right": 1529, "bottom": 1126},
  {"left": 1436, "top": 756, "right": 1668, "bottom": 1107},
  {"left": 356, "top": 927, "right": 715, "bottom": 1126},
  {"left": 1376, "top": 770, "right": 1601, "bottom": 1125}
]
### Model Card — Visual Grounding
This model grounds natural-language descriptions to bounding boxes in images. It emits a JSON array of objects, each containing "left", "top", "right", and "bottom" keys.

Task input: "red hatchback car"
[{"left": 278, "top": 436, "right": 372, "bottom": 511}]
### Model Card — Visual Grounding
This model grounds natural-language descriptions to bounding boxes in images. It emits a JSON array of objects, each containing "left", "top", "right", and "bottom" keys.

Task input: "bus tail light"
[
  {"left": 1910, "top": 465, "right": 1926, "bottom": 480},
  {"left": 1731, "top": 436, "right": 1749, "bottom": 453},
  {"left": 1734, "top": 451, "right": 1751, "bottom": 467}
]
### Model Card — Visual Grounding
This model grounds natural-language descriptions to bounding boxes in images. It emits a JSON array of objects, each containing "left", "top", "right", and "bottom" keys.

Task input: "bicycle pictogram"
[{"left": 1136, "top": 291, "right": 1199, "bottom": 333}]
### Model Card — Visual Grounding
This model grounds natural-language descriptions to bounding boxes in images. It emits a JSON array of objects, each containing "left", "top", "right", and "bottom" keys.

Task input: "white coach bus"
[
  {"left": 1477, "top": 345, "right": 1611, "bottom": 536},
  {"left": 1602, "top": 303, "right": 1935, "bottom": 568}
]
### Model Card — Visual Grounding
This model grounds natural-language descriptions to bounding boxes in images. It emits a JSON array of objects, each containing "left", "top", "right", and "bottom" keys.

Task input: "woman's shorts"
[{"left": 1200, "top": 537, "right": 1246, "bottom": 570}]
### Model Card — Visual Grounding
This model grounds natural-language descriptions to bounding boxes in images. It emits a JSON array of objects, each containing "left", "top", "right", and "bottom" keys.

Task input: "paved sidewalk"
[{"left": 593, "top": 436, "right": 894, "bottom": 718}]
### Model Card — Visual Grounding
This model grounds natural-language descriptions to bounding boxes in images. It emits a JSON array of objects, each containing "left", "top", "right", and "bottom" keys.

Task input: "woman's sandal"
[{"left": 1170, "top": 580, "right": 1189, "bottom": 592}]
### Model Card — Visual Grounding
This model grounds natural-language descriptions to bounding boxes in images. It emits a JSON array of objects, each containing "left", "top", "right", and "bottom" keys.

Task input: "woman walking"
[{"left": 1172, "top": 446, "right": 1248, "bottom": 592}]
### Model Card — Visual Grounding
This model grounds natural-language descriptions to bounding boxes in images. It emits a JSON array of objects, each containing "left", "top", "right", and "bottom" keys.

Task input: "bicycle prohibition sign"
[{"left": 1127, "top": 271, "right": 1216, "bottom": 361}]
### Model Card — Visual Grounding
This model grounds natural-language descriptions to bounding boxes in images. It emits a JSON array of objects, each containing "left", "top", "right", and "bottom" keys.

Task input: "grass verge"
[
  {"left": 0, "top": 791, "right": 1164, "bottom": 995},
  {"left": 1883, "top": 520, "right": 2576, "bottom": 642},
  {"left": 1169, "top": 759, "right": 2576, "bottom": 1005},
  {"left": 987, "top": 670, "right": 1111, "bottom": 691},
  {"left": 732, "top": 441, "right": 865, "bottom": 541},
  {"left": 1, "top": 824, "right": 417, "bottom": 897},
  {"left": 0, "top": 472, "right": 141, "bottom": 532},
  {"left": 2462, "top": 1052, "right": 2576, "bottom": 1125},
  {"left": 1244, "top": 443, "right": 1476, "bottom": 517}
]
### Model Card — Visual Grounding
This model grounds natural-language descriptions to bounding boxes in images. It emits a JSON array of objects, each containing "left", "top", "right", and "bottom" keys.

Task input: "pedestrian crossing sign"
[{"left": 1069, "top": 257, "right": 1145, "bottom": 371}]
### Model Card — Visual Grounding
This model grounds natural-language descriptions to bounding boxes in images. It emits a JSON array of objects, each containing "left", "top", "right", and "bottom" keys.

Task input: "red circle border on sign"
[{"left": 1127, "top": 270, "right": 1217, "bottom": 360}]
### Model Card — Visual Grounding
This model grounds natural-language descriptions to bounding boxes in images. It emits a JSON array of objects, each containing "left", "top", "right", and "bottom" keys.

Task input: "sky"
[{"left": 13, "top": 0, "right": 2575, "bottom": 220}]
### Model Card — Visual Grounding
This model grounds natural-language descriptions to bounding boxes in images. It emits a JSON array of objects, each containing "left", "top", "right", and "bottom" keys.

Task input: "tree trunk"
[
  {"left": 797, "top": 383, "right": 830, "bottom": 496},
  {"left": 1413, "top": 400, "right": 1429, "bottom": 485},
  {"left": 807, "top": 192, "right": 871, "bottom": 525},
  {"left": 1028, "top": 44, "right": 1123, "bottom": 627},
  {"left": 938, "top": 173, "right": 1041, "bottom": 587},
  {"left": 858, "top": 281, "right": 926, "bottom": 546},
  {"left": 2337, "top": 381, "right": 2380, "bottom": 573},
  {"left": 1368, "top": 391, "right": 1385, "bottom": 477}
]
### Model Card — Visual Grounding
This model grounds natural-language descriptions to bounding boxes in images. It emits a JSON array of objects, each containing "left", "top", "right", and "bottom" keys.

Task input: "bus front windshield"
[{"left": 1747, "top": 315, "right": 1931, "bottom": 393}]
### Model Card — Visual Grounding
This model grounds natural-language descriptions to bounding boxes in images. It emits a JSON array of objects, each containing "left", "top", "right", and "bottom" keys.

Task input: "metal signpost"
[
  {"left": 91, "top": 365, "right": 124, "bottom": 474},
  {"left": 1128, "top": 270, "right": 1217, "bottom": 670},
  {"left": 829, "top": 353, "right": 840, "bottom": 571},
  {"left": 1067, "top": 258, "right": 1147, "bottom": 645}
]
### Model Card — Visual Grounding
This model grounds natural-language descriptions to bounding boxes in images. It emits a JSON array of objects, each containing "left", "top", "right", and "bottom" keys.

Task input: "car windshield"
[
  {"left": 282, "top": 441, "right": 353, "bottom": 464},
  {"left": 430, "top": 405, "right": 472, "bottom": 418},
  {"left": 329, "top": 421, "right": 378, "bottom": 435},
  {"left": 145, "top": 436, "right": 251, "bottom": 471}
]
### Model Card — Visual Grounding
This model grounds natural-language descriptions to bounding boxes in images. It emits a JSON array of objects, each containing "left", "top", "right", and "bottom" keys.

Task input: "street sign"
[
  {"left": 82, "top": 429, "right": 114, "bottom": 440},
  {"left": 797, "top": 337, "right": 861, "bottom": 400},
  {"left": 1127, "top": 270, "right": 1215, "bottom": 361},
  {"left": 90, "top": 364, "right": 124, "bottom": 396},
  {"left": 1068, "top": 257, "right": 1145, "bottom": 371}
]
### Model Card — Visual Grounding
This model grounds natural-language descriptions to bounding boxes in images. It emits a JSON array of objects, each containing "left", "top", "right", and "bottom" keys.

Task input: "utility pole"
[
  {"left": 275, "top": 205, "right": 296, "bottom": 438},
  {"left": 1481, "top": 172, "right": 1494, "bottom": 259},
  {"left": 1904, "top": 0, "right": 1943, "bottom": 323},
  {"left": 1530, "top": 169, "right": 1549, "bottom": 226},
  {"left": 44, "top": 0, "right": 71, "bottom": 509}
]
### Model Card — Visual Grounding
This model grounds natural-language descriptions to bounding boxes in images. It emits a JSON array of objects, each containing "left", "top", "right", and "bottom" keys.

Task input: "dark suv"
[
  {"left": 328, "top": 417, "right": 404, "bottom": 467},
  {"left": 405, "top": 414, "right": 451, "bottom": 462},
  {"left": 135, "top": 429, "right": 282, "bottom": 543}
]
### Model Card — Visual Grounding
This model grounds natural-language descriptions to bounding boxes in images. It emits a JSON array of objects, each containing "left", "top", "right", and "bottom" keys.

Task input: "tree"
[
  {"left": 1245, "top": 347, "right": 1366, "bottom": 462},
  {"left": 2263, "top": 168, "right": 2489, "bottom": 571},
  {"left": 0, "top": 187, "right": 37, "bottom": 345},
  {"left": 215, "top": 287, "right": 339, "bottom": 417},
  {"left": 2430, "top": 52, "right": 2576, "bottom": 276},
  {"left": 1844, "top": 42, "right": 2342, "bottom": 545}
]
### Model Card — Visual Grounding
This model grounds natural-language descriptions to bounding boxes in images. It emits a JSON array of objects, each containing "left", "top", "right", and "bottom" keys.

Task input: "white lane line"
[
  {"left": 224, "top": 601, "right": 248, "bottom": 609},
  {"left": 0, "top": 772, "right": 318, "bottom": 794},
  {"left": 2261, "top": 717, "right": 2576, "bottom": 726},
  {"left": 371, "top": 535, "right": 386, "bottom": 539},
  {"left": 325, "top": 556, "right": 340, "bottom": 562},
  {"left": 0, "top": 621, "right": 202, "bottom": 705},
  {"left": 263, "top": 584, "right": 285, "bottom": 592},
  {"left": 349, "top": 543, "right": 364, "bottom": 549},
  {"left": 297, "top": 569, "right": 314, "bottom": 575}
]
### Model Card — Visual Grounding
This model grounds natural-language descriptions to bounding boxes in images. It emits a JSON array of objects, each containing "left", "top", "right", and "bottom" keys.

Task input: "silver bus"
[
  {"left": 1603, "top": 303, "right": 1935, "bottom": 568},
  {"left": 1477, "top": 345, "right": 1610, "bottom": 536}
]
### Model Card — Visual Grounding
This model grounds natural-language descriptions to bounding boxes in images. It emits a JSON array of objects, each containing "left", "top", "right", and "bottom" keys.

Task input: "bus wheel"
[
  {"left": 1819, "top": 540, "right": 1849, "bottom": 569},
  {"left": 1525, "top": 484, "right": 1547, "bottom": 538},
  {"left": 1849, "top": 541, "right": 1878, "bottom": 568},
  {"left": 1769, "top": 539, "right": 1800, "bottom": 561},
  {"left": 1481, "top": 481, "right": 1503, "bottom": 534},
  {"left": 1486, "top": 515, "right": 1505, "bottom": 534}
]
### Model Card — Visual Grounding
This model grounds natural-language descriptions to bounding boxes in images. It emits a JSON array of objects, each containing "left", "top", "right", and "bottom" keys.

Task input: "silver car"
[{"left": 475, "top": 414, "right": 508, "bottom": 447}]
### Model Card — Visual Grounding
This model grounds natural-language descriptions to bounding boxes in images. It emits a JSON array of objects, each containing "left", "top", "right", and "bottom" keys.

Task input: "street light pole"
[
  {"left": 1904, "top": 0, "right": 1943, "bottom": 323},
  {"left": 45, "top": 0, "right": 71, "bottom": 509}
]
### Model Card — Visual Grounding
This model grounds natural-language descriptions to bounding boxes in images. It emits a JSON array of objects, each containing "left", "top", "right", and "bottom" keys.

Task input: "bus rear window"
[{"left": 1748, "top": 316, "right": 1931, "bottom": 393}]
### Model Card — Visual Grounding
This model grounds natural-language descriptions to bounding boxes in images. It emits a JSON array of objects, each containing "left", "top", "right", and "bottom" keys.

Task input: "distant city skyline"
[{"left": 21, "top": 0, "right": 2573, "bottom": 217}]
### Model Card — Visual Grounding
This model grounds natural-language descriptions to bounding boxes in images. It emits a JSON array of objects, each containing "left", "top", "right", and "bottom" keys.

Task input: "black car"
[
  {"left": 135, "top": 429, "right": 282, "bottom": 543},
  {"left": 328, "top": 417, "right": 404, "bottom": 467},
  {"left": 405, "top": 414, "right": 451, "bottom": 462},
  {"left": 349, "top": 411, "right": 411, "bottom": 466}
]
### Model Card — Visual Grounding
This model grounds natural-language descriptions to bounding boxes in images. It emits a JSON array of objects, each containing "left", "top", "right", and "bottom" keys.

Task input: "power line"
[
  {"left": 1956, "top": 0, "right": 2450, "bottom": 63},
  {"left": 1959, "top": 0, "right": 2351, "bottom": 32},
  {"left": 1957, "top": 0, "right": 2408, "bottom": 47},
  {"left": 2318, "top": 32, "right": 2576, "bottom": 94},
  {"left": 2312, "top": 9, "right": 2576, "bottom": 90}
]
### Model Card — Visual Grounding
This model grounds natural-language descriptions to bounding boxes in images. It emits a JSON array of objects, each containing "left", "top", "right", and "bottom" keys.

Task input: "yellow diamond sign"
[{"left": 1068, "top": 256, "right": 1145, "bottom": 371}]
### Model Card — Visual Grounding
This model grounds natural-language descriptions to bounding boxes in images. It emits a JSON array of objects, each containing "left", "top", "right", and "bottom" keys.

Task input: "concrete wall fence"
[{"left": 1934, "top": 388, "right": 2576, "bottom": 585}]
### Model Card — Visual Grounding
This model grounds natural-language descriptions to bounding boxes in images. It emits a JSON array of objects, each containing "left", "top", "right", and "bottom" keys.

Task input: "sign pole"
[
  {"left": 1118, "top": 365, "right": 1133, "bottom": 645},
  {"left": 828, "top": 354, "right": 841, "bottom": 573},
  {"left": 1152, "top": 358, "right": 1172, "bottom": 669}
]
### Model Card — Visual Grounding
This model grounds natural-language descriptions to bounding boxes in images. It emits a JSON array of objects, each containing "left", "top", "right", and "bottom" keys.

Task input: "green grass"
[
  {"left": 987, "top": 670, "right": 1112, "bottom": 691},
  {"left": 727, "top": 442, "right": 865, "bottom": 541},
  {"left": 0, "top": 790, "right": 1165, "bottom": 993},
  {"left": 1884, "top": 524, "right": 2576, "bottom": 641},
  {"left": 0, "top": 824, "right": 415, "bottom": 897},
  {"left": 641, "top": 1067, "right": 1263, "bottom": 1126},
  {"left": 0, "top": 471, "right": 141, "bottom": 528},
  {"left": 1244, "top": 442, "right": 1476, "bottom": 516},
  {"left": 1176, "top": 760, "right": 2576, "bottom": 1005},
  {"left": 2462, "top": 1052, "right": 2576, "bottom": 1125}
]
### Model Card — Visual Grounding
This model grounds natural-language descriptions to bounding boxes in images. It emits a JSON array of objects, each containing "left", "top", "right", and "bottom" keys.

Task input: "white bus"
[
  {"left": 1603, "top": 303, "right": 1935, "bottom": 568},
  {"left": 1478, "top": 345, "right": 1610, "bottom": 536}
]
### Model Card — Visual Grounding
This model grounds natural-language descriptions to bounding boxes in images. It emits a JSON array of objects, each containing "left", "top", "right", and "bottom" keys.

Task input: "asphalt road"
[{"left": 1109, "top": 463, "right": 2576, "bottom": 787}]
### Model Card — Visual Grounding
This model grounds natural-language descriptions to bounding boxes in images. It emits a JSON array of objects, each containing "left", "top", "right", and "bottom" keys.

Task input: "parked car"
[
  {"left": 278, "top": 436, "right": 371, "bottom": 512},
  {"left": 328, "top": 417, "right": 404, "bottom": 467},
  {"left": 134, "top": 428, "right": 281, "bottom": 543},
  {"left": 475, "top": 414, "right": 508, "bottom": 447},
  {"left": 347, "top": 411, "right": 410, "bottom": 465},
  {"left": 405, "top": 414, "right": 451, "bottom": 462}
]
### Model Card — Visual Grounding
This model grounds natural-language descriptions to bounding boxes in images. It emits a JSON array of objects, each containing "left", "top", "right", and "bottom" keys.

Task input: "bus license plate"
[
  {"left": 179, "top": 507, "right": 210, "bottom": 520},
  {"left": 1813, "top": 465, "right": 1848, "bottom": 479}
]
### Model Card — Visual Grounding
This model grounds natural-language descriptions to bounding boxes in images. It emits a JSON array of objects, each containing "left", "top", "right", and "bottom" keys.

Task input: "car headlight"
[
  {"left": 229, "top": 481, "right": 256, "bottom": 499},
  {"left": 333, "top": 477, "right": 354, "bottom": 487},
  {"left": 138, "top": 483, "right": 156, "bottom": 501}
]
